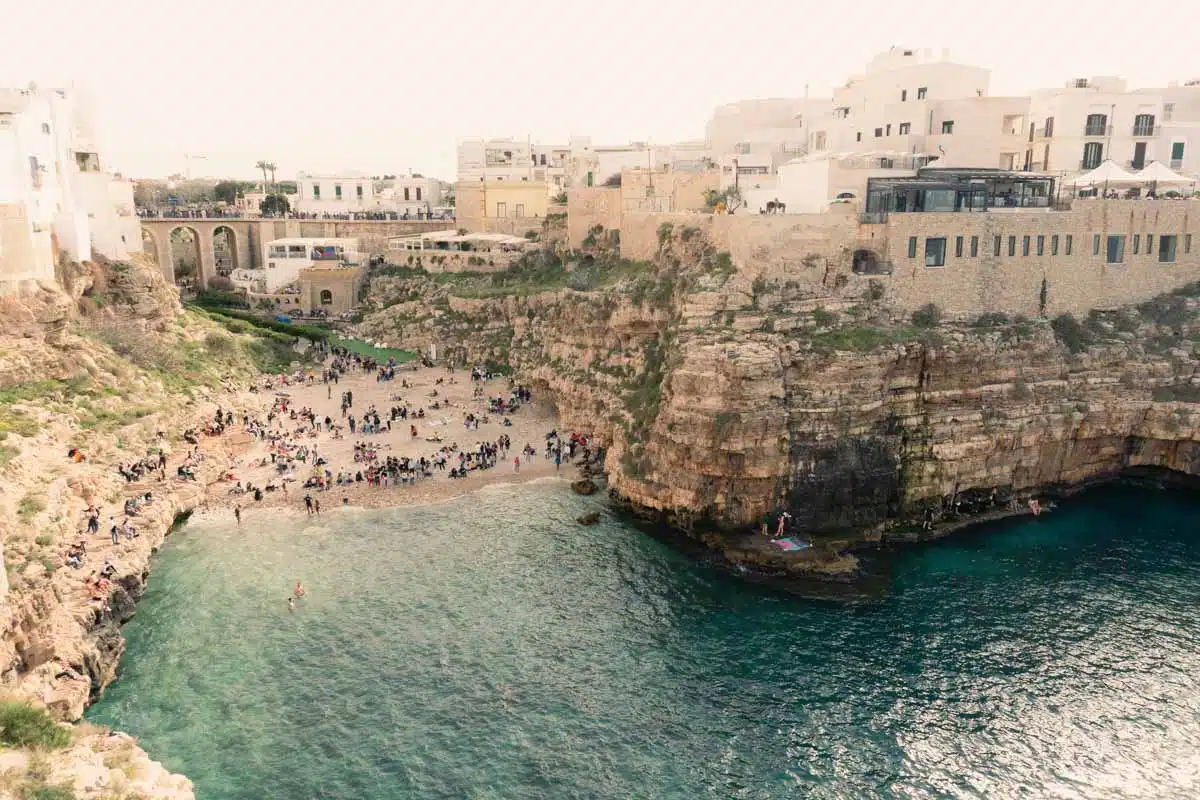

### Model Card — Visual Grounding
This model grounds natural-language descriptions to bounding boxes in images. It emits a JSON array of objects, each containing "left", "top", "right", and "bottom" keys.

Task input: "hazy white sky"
[{"left": 6, "top": 1, "right": 1200, "bottom": 181}]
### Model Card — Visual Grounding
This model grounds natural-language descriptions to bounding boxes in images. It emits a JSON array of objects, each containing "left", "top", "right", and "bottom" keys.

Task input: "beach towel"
[{"left": 772, "top": 538, "right": 809, "bottom": 552}]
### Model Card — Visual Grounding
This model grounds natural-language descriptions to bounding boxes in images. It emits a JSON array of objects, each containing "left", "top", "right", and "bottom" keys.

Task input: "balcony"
[
  {"left": 1083, "top": 124, "right": 1112, "bottom": 137},
  {"left": 1171, "top": 159, "right": 1184, "bottom": 170},
  {"left": 860, "top": 211, "right": 889, "bottom": 224},
  {"left": 1127, "top": 160, "right": 1146, "bottom": 171},
  {"left": 1080, "top": 159, "right": 1105, "bottom": 170},
  {"left": 1132, "top": 124, "right": 1155, "bottom": 137}
]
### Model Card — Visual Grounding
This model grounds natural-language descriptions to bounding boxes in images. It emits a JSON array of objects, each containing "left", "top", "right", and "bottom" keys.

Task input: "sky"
[{"left": 5, "top": 1, "right": 1200, "bottom": 181}]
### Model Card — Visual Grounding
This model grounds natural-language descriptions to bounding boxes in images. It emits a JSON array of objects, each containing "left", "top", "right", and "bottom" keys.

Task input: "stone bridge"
[{"left": 139, "top": 218, "right": 450, "bottom": 287}]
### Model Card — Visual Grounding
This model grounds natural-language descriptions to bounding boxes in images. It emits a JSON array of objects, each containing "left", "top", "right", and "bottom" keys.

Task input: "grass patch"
[
  {"left": 329, "top": 336, "right": 417, "bottom": 364},
  {"left": 0, "top": 702, "right": 70, "bottom": 749},
  {"left": 0, "top": 444, "right": 17, "bottom": 470},
  {"left": 17, "top": 494, "right": 45, "bottom": 524}
]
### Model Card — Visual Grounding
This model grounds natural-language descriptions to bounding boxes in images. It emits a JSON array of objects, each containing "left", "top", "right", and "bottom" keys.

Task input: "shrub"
[
  {"left": 34, "top": 535, "right": 53, "bottom": 547},
  {"left": 812, "top": 308, "right": 836, "bottom": 328},
  {"left": 970, "top": 312, "right": 1010, "bottom": 329},
  {"left": 911, "top": 303, "right": 942, "bottom": 328},
  {"left": 866, "top": 280, "right": 886, "bottom": 302},
  {"left": 656, "top": 223, "right": 674, "bottom": 247},
  {"left": 17, "top": 493, "right": 44, "bottom": 523},
  {"left": 0, "top": 702, "right": 70, "bottom": 749},
  {"left": 1051, "top": 313, "right": 1093, "bottom": 354}
]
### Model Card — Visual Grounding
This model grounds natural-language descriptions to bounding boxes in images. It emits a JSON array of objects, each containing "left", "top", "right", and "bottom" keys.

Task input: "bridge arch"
[
  {"left": 212, "top": 225, "right": 239, "bottom": 274},
  {"left": 168, "top": 225, "right": 204, "bottom": 292}
]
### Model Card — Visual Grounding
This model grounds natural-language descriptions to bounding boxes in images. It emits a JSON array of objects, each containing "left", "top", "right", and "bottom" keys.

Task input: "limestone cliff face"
[{"left": 358, "top": 233, "right": 1200, "bottom": 552}]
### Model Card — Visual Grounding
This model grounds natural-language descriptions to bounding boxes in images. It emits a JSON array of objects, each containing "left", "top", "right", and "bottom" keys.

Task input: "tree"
[
  {"left": 602, "top": 173, "right": 622, "bottom": 187},
  {"left": 255, "top": 160, "right": 270, "bottom": 189},
  {"left": 266, "top": 162, "right": 278, "bottom": 190},
  {"left": 703, "top": 186, "right": 743, "bottom": 214},
  {"left": 213, "top": 180, "right": 245, "bottom": 204},
  {"left": 260, "top": 194, "right": 290, "bottom": 217}
]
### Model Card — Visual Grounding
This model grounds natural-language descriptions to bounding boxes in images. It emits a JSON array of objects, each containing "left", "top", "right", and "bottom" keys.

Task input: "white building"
[
  {"left": 294, "top": 173, "right": 376, "bottom": 215},
  {"left": 0, "top": 84, "right": 140, "bottom": 291},
  {"left": 377, "top": 174, "right": 444, "bottom": 218},
  {"left": 232, "top": 236, "right": 362, "bottom": 294}
]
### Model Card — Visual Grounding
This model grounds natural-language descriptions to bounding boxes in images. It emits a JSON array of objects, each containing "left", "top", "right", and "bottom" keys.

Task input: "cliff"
[
  {"left": 357, "top": 231, "right": 1200, "bottom": 579},
  {"left": 0, "top": 255, "right": 309, "bottom": 797}
]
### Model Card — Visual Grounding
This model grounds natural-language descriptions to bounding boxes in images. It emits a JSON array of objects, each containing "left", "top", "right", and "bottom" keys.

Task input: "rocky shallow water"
[{"left": 87, "top": 482, "right": 1200, "bottom": 799}]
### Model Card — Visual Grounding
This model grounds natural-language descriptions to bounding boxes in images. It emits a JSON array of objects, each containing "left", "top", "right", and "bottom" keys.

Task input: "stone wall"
[
  {"left": 875, "top": 199, "right": 1200, "bottom": 317},
  {"left": 616, "top": 200, "right": 1200, "bottom": 318},
  {"left": 567, "top": 187, "right": 622, "bottom": 249}
]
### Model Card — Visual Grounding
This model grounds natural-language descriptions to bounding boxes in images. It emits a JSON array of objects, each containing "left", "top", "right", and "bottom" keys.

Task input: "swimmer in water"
[
  {"left": 288, "top": 597, "right": 295, "bottom": 612},
  {"left": 294, "top": 581, "right": 306, "bottom": 597}
]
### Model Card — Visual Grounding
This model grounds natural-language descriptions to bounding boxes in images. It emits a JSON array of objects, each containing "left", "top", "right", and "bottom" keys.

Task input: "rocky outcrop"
[{"left": 357, "top": 233, "right": 1200, "bottom": 579}]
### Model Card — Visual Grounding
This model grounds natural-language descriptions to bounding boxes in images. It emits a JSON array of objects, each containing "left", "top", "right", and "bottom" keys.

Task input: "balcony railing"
[
  {"left": 1127, "top": 160, "right": 1146, "bottom": 170},
  {"left": 1083, "top": 124, "right": 1112, "bottom": 137},
  {"left": 1171, "top": 159, "right": 1184, "bottom": 169},
  {"left": 860, "top": 211, "right": 889, "bottom": 224},
  {"left": 1132, "top": 124, "right": 1155, "bottom": 137},
  {"left": 1080, "top": 159, "right": 1104, "bottom": 170}
]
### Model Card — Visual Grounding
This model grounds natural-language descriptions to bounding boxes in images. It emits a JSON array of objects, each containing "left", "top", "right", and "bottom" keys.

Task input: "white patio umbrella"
[{"left": 1135, "top": 161, "right": 1195, "bottom": 193}]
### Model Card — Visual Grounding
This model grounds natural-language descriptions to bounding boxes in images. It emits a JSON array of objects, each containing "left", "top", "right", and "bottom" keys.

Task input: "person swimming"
[
  {"left": 294, "top": 582, "right": 306, "bottom": 597},
  {"left": 288, "top": 597, "right": 296, "bottom": 612}
]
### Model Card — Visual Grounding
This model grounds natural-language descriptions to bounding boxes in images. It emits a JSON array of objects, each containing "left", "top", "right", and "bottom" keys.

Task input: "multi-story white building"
[
  {"left": 294, "top": 173, "right": 377, "bottom": 215},
  {"left": 1027, "top": 78, "right": 1200, "bottom": 176},
  {"left": 232, "top": 236, "right": 362, "bottom": 294},
  {"left": 0, "top": 84, "right": 140, "bottom": 291},
  {"left": 377, "top": 174, "right": 444, "bottom": 217}
]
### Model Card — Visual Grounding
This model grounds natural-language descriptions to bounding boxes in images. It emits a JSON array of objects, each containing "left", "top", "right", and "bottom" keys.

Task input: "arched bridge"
[{"left": 139, "top": 218, "right": 451, "bottom": 288}]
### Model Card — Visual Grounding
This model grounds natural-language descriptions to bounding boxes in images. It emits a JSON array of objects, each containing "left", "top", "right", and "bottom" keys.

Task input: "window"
[
  {"left": 886, "top": 124, "right": 892, "bottom": 136},
  {"left": 994, "top": 235, "right": 1003, "bottom": 256},
  {"left": 901, "top": 89, "right": 908, "bottom": 102},
  {"left": 1082, "top": 142, "right": 1103, "bottom": 169},
  {"left": 319, "top": 290, "right": 333, "bottom": 305},
  {"left": 1008, "top": 236, "right": 1017, "bottom": 257},
  {"left": 41, "top": 122, "right": 50, "bottom": 134},
  {"left": 908, "top": 237, "right": 918, "bottom": 258},
  {"left": 917, "top": 87, "right": 927, "bottom": 100},
  {"left": 1044, "top": 117, "right": 1054, "bottom": 137},
  {"left": 1051, "top": 234, "right": 1059, "bottom": 255},
  {"left": 312, "top": 184, "right": 320, "bottom": 199},
  {"left": 1133, "top": 114, "right": 1155, "bottom": 136},
  {"left": 514, "top": 203, "right": 525, "bottom": 217},
  {"left": 856, "top": 131, "right": 862, "bottom": 142},
  {"left": 1187, "top": 234, "right": 1193, "bottom": 254},
  {"left": 874, "top": 128, "right": 883, "bottom": 138},
  {"left": 1164, "top": 103, "right": 1175, "bottom": 122},
  {"left": 1159, "top": 235, "right": 1178, "bottom": 263},
  {"left": 955, "top": 236, "right": 964, "bottom": 257},
  {"left": 334, "top": 184, "right": 342, "bottom": 199},
  {"left": 28, "top": 156, "right": 41, "bottom": 189},
  {"left": 403, "top": 187, "right": 410, "bottom": 201},
  {"left": 1022, "top": 236, "right": 1031, "bottom": 256},
  {"left": 899, "top": 122, "right": 911, "bottom": 135},
  {"left": 1106, "top": 235, "right": 1126, "bottom": 264},
  {"left": 1133, "top": 234, "right": 1140, "bottom": 255},
  {"left": 1146, "top": 234, "right": 1154, "bottom": 253},
  {"left": 1093, "top": 234, "right": 1101, "bottom": 255},
  {"left": 1065, "top": 235, "right": 1073, "bottom": 255},
  {"left": 495, "top": 201, "right": 507, "bottom": 217},
  {"left": 1171, "top": 142, "right": 1185, "bottom": 165},
  {"left": 925, "top": 237, "right": 947, "bottom": 267},
  {"left": 1085, "top": 113, "right": 1108, "bottom": 136},
  {"left": 1037, "top": 235, "right": 1045, "bottom": 256},
  {"left": 356, "top": 184, "right": 363, "bottom": 198},
  {"left": 941, "top": 120, "right": 955, "bottom": 134},
  {"left": 416, "top": 187, "right": 422, "bottom": 201},
  {"left": 970, "top": 236, "right": 979, "bottom": 257},
  {"left": 1043, "top": 145, "right": 1051, "bottom": 170}
]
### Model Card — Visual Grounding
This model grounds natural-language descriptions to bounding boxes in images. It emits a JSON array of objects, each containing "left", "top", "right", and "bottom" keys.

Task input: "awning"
[{"left": 1068, "top": 160, "right": 1140, "bottom": 187}]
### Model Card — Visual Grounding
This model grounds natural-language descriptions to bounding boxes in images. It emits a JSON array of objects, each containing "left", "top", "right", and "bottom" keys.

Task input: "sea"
[{"left": 86, "top": 481, "right": 1200, "bottom": 799}]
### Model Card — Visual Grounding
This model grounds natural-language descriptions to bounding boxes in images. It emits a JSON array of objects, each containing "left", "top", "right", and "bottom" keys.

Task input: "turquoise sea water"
[{"left": 87, "top": 482, "right": 1200, "bottom": 799}]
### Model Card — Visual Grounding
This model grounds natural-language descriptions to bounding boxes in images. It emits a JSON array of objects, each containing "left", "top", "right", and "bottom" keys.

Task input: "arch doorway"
[
  {"left": 319, "top": 289, "right": 333, "bottom": 305},
  {"left": 169, "top": 226, "right": 201, "bottom": 294},
  {"left": 213, "top": 226, "right": 239, "bottom": 276}
]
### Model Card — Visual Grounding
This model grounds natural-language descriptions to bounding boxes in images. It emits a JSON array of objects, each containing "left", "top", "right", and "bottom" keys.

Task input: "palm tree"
[
  {"left": 266, "top": 162, "right": 278, "bottom": 193},
  {"left": 255, "top": 160, "right": 270, "bottom": 193}
]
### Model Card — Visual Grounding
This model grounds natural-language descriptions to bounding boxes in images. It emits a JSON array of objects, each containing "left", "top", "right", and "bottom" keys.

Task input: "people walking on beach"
[
  {"left": 234, "top": 505, "right": 242, "bottom": 526},
  {"left": 513, "top": 456, "right": 520, "bottom": 473},
  {"left": 314, "top": 499, "right": 321, "bottom": 516},
  {"left": 304, "top": 494, "right": 314, "bottom": 515}
]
